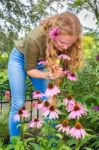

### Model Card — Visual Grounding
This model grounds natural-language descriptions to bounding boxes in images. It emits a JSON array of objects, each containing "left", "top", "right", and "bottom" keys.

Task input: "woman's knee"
[{"left": 10, "top": 97, "right": 25, "bottom": 113}]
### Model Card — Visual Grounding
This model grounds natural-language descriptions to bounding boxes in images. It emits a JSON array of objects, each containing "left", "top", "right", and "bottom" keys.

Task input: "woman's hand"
[
  {"left": 46, "top": 67, "right": 63, "bottom": 80},
  {"left": 53, "top": 67, "right": 63, "bottom": 78}
]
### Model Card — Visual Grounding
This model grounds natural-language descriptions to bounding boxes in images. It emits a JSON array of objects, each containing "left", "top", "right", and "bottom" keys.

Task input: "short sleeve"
[{"left": 24, "top": 38, "right": 40, "bottom": 71}]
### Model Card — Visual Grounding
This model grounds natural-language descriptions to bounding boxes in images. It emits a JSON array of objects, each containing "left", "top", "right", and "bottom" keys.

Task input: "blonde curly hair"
[{"left": 40, "top": 12, "right": 84, "bottom": 73}]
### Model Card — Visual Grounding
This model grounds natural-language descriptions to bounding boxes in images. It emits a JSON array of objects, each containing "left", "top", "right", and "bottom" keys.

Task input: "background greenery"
[{"left": 0, "top": 0, "right": 99, "bottom": 149}]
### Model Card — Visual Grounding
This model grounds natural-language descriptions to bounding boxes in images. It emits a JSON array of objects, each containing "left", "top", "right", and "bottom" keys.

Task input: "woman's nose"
[{"left": 62, "top": 44, "right": 68, "bottom": 49}]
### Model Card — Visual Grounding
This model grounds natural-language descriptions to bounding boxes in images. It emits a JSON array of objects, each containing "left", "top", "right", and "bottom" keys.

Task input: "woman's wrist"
[{"left": 44, "top": 72, "right": 51, "bottom": 79}]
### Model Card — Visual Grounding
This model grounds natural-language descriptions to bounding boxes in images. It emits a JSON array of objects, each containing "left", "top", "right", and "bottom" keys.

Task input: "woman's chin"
[{"left": 58, "top": 48, "right": 65, "bottom": 51}]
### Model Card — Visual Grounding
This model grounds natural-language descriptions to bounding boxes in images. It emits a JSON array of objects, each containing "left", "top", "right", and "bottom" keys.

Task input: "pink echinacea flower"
[
  {"left": 42, "top": 100, "right": 51, "bottom": 112},
  {"left": 32, "top": 90, "right": 45, "bottom": 99},
  {"left": 43, "top": 105, "right": 61, "bottom": 120},
  {"left": 67, "top": 72, "right": 77, "bottom": 81},
  {"left": 68, "top": 102, "right": 87, "bottom": 119},
  {"left": 32, "top": 100, "right": 43, "bottom": 109},
  {"left": 49, "top": 27, "right": 60, "bottom": 40},
  {"left": 70, "top": 122, "right": 87, "bottom": 139},
  {"left": 56, "top": 119, "right": 70, "bottom": 134},
  {"left": 58, "top": 54, "right": 70, "bottom": 61},
  {"left": 63, "top": 95, "right": 75, "bottom": 106},
  {"left": 29, "top": 118, "right": 44, "bottom": 128},
  {"left": 45, "top": 83, "right": 60, "bottom": 97},
  {"left": 14, "top": 108, "right": 29, "bottom": 122}
]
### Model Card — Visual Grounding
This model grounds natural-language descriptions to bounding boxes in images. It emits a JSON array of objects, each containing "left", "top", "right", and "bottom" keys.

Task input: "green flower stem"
[
  {"left": 75, "top": 139, "right": 81, "bottom": 150},
  {"left": 20, "top": 116, "right": 25, "bottom": 149},
  {"left": 37, "top": 109, "right": 39, "bottom": 119}
]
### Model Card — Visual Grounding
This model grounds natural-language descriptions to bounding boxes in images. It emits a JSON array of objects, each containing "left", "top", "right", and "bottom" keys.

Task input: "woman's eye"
[{"left": 61, "top": 42, "right": 67, "bottom": 44}]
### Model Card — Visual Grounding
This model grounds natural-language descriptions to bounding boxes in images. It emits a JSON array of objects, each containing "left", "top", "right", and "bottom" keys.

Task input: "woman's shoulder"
[
  {"left": 27, "top": 25, "right": 47, "bottom": 55},
  {"left": 27, "top": 25, "right": 46, "bottom": 41}
]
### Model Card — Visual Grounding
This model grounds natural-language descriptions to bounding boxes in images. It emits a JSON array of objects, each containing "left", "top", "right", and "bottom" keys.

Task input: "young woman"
[{"left": 8, "top": 12, "right": 83, "bottom": 143}]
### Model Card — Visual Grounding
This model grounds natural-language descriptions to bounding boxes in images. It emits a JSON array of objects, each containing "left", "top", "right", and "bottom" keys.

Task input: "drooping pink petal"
[{"left": 58, "top": 54, "right": 70, "bottom": 61}]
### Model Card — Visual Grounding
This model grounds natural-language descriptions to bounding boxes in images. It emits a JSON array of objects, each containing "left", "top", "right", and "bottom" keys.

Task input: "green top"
[{"left": 15, "top": 26, "right": 47, "bottom": 71}]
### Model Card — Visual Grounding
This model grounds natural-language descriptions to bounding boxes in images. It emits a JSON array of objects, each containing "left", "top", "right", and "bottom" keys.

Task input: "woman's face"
[{"left": 54, "top": 34, "right": 78, "bottom": 51}]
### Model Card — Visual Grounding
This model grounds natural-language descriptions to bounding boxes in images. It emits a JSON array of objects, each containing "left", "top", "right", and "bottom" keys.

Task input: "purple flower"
[
  {"left": 92, "top": 106, "right": 99, "bottom": 111},
  {"left": 49, "top": 27, "right": 60, "bottom": 40},
  {"left": 96, "top": 54, "right": 99, "bottom": 61}
]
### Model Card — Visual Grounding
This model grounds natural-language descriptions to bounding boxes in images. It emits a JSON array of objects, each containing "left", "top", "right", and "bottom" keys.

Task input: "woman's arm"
[
  {"left": 26, "top": 68, "right": 63, "bottom": 79},
  {"left": 25, "top": 38, "right": 63, "bottom": 79},
  {"left": 26, "top": 69, "right": 49, "bottom": 79}
]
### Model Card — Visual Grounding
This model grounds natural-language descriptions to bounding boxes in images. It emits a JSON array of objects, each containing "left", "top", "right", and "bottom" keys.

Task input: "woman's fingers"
[{"left": 48, "top": 67, "right": 63, "bottom": 79}]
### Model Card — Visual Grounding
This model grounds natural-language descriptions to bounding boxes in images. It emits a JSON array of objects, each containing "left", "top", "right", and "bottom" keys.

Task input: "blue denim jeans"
[{"left": 8, "top": 47, "right": 49, "bottom": 143}]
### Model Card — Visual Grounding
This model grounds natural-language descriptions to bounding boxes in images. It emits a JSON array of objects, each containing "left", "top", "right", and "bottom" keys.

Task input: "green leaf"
[
  {"left": 31, "top": 143, "right": 40, "bottom": 150},
  {"left": 60, "top": 145, "right": 72, "bottom": 150},
  {"left": 83, "top": 147, "right": 94, "bottom": 150},
  {"left": 56, "top": 133, "right": 63, "bottom": 139}
]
